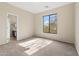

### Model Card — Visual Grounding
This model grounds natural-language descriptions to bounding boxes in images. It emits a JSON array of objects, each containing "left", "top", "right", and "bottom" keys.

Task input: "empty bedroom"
[{"left": 0, "top": 2, "right": 79, "bottom": 56}]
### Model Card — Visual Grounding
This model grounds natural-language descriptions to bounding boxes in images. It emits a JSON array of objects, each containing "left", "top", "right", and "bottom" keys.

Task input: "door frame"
[{"left": 7, "top": 12, "right": 18, "bottom": 41}]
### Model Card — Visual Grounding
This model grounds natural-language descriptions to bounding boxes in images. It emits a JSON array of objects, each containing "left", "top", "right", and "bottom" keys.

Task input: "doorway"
[{"left": 7, "top": 13, "right": 18, "bottom": 42}]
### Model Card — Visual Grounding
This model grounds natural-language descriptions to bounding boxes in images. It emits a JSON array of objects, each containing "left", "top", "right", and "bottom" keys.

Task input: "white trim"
[{"left": 7, "top": 12, "right": 18, "bottom": 41}]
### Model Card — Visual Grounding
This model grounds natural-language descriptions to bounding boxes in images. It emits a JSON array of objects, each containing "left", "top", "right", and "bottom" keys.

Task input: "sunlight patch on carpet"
[{"left": 18, "top": 38, "right": 52, "bottom": 55}]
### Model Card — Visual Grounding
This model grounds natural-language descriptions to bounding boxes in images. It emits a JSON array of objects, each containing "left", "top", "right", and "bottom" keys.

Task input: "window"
[{"left": 43, "top": 14, "right": 57, "bottom": 34}]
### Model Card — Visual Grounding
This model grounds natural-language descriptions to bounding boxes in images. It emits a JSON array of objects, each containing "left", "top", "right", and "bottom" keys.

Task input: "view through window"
[{"left": 43, "top": 14, "right": 57, "bottom": 34}]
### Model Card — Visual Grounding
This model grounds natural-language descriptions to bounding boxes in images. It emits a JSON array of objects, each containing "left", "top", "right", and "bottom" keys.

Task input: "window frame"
[{"left": 43, "top": 13, "right": 57, "bottom": 34}]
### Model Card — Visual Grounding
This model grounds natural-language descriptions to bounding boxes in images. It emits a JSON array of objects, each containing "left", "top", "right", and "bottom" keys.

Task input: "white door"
[{"left": 6, "top": 18, "right": 10, "bottom": 42}]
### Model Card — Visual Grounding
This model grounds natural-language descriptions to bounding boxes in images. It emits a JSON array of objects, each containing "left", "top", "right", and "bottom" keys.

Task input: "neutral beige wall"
[
  {"left": 75, "top": 3, "right": 79, "bottom": 55},
  {"left": 34, "top": 3, "right": 75, "bottom": 43},
  {"left": 0, "top": 5, "right": 8, "bottom": 45},
  {"left": 0, "top": 3, "right": 34, "bottom": 45}
]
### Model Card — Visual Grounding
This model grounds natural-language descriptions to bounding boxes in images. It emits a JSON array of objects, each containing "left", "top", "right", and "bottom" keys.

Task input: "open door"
[
  {"left": 6, "top": 16, "right": 10, "bottom": 42},
  {"left": 7, "top": 13, "right": 18, "bottom": 42}
]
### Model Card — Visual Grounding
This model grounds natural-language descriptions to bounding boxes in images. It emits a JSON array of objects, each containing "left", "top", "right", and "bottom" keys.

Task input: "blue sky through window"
[
  {"left": 50, "top": 15, "right": 56, "bottom": 23},
  {"left": 44, "top": 16, "right": 49, "bottom": 26},
  {"left": 44, "top": 14, "right": 56, "bottom": 26}
]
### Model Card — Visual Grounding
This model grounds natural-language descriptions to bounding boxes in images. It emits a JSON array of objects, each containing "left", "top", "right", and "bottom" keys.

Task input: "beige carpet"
[
  {"left": 18, "top": 38, "right": 52, "bottom": 55},
  {"left": 0, "top": 37, "right": 78, "bottom": 56}
]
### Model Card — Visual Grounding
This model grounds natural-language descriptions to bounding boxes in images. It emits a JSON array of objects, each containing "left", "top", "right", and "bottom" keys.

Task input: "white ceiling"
[{"left": 8, "top": 2, "right": 73, "bottom": 14}]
